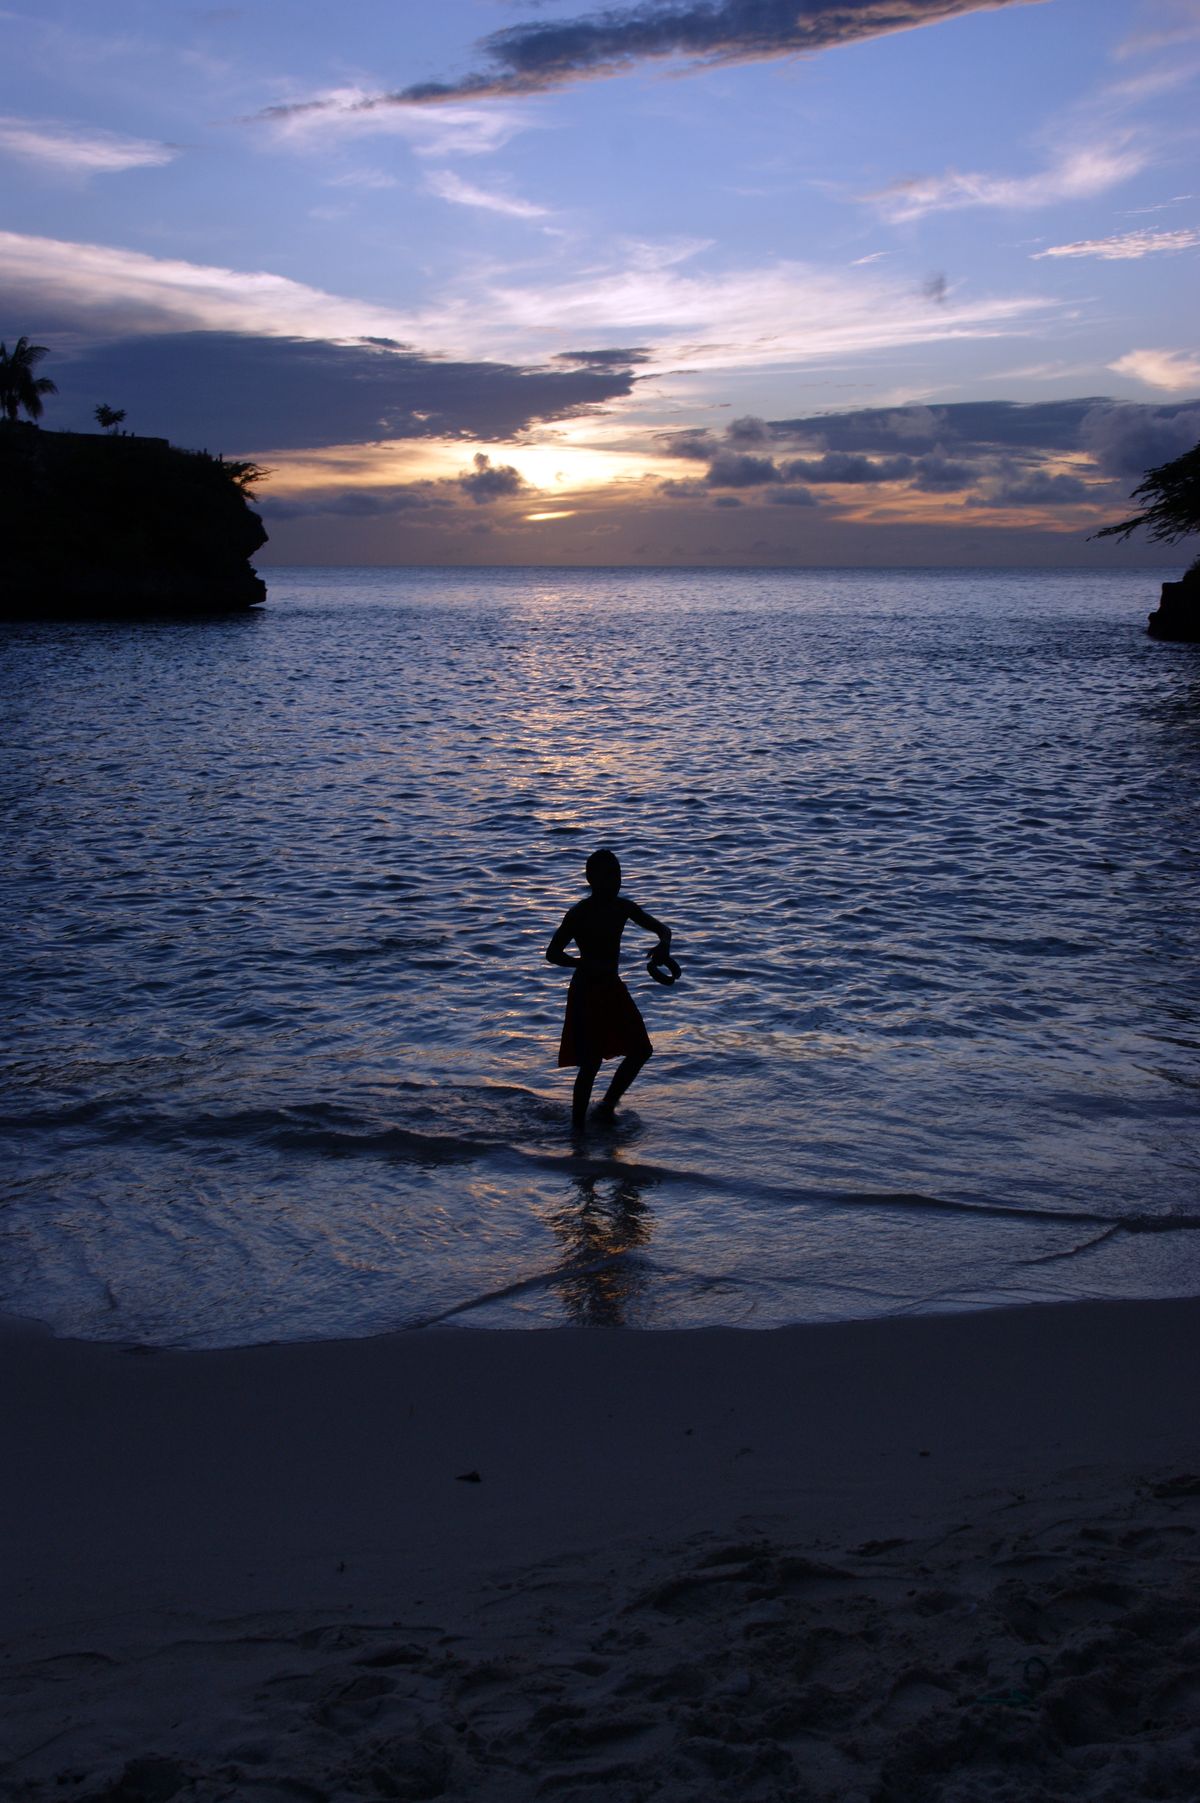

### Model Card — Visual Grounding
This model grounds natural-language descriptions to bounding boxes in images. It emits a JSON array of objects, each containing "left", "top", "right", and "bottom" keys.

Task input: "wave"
[{"left": 5, "top": 1092, "right": 1198, "bottom": 1241}]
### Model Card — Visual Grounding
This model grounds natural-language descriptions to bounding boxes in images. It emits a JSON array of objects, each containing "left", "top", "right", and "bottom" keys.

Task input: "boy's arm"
[
  {"left": 625, "top": 900, "right": 671, "bottom": 954},
  {"left": 546, "top": 910, "right": 580, "bottom": 967}
]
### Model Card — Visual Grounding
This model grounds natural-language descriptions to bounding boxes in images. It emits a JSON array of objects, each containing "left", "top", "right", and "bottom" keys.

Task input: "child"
[{"left": 546, "top": 848, "right": 673, "bottom": 1130}]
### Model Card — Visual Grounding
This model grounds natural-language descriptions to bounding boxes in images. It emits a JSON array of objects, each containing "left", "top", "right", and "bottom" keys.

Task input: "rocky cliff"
[
  {"left": 0, "top": 424, "right": 268, "bottom": 615},
  {"left": 1148, "top": 560, "right": 1200, "bottom": 642}
]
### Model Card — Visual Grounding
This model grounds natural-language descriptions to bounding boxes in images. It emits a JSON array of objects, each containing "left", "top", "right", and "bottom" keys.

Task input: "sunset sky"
[{"left": 2, "top": 0, "right": 1198, "bottom": 565}]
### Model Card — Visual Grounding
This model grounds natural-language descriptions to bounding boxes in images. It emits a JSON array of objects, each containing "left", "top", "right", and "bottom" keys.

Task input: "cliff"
[
  {"left": 0, "top": 424, "right": 268, "bottom": 616},
  {"left": 1148, "top": 559, "right": 1200, "bottom": 642}
]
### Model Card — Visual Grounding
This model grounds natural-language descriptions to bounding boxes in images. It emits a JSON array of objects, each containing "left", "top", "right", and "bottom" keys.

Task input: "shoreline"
[
  {"left": 4, "top": 1295, "right": 1199, "bottom": 1798},
  {"left": 7, "top": 1268, "right": 1200, "bottom": 1355}
]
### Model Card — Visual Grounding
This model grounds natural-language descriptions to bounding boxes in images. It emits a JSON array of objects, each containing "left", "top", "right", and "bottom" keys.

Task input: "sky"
[{"left": 1, "top": 0, "right": 1198, "bottom": 566}]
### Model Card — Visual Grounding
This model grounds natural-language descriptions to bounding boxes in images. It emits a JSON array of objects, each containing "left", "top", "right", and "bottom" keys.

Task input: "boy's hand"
[{"left": 647, "top": 948, "right": 681, "bottom": 986}]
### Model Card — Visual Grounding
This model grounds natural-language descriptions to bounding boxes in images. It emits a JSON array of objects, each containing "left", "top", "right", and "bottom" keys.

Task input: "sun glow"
[{"left": 260, "top": 437, "right": 667, "bottom": 501}]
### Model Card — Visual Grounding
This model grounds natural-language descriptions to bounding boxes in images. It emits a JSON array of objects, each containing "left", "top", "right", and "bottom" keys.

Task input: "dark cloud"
[
  {"left": 45, "top": 331, "right": 637, "bottom": 452},
  {"left": 459, "top": 451, "right": 527, "bottom": 502},
  {"left": 657, "top": 475, "right": 710, "bottom": 496},
  {"left": 669, "top": 399, "right": 1199, "bottom": 494},
  {"left": 259, "top": 485, "right": 446, "bottom": 519},
  {"left": 921, "top": 272, "right": 949, "bottom": 305},
  {"left": 554, "top": 346, "right": 652, "bottom": 368},
  {"left": 910, "top": 453, "right": 979, "bottom": 492},
  {"left": 779, "top": 451, "right": 916, "bottom": 482},
  {"left": 712, "top": 494, "right": 743, "bottom": 507},
  {"left": 766, "top": 398, "right": 1167, "bottom": 458},
  {"left": 1080, "top": 402, "right": 1200, "bottom": 479},
  {"left": 664, "top": 425, "right": 981, "bottom": 497},
  {"left": 790, "top": 398, "right": 1198, "bottom": 502},
  {"left": 726, "top": 413, "right": 773, "bottom": 445},
  {"left": 705, "top": 451, "right": 784, "bottom": 487},
  {"left": 281, "top": 1, "right": 1030, "bottom": 111},
  {"left": 967, "top": 469, "right": 1093, "bottom": 507},
  {"left": 652, "top": 397, "right": 1200, "bottom": 507},
  {"left": 660, "top": 427, "right": 723, "bottom": 460}
]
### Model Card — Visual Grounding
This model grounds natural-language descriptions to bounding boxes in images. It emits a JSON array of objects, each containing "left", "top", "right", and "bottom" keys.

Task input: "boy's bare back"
[{"left": 551, "top": 894, "right": 665, "bottom": 980}]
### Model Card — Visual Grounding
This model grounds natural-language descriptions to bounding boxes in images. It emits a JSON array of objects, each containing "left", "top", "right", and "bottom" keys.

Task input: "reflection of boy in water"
[{"left": 546, "top": 848, "right": 673, "bottom": 1130}]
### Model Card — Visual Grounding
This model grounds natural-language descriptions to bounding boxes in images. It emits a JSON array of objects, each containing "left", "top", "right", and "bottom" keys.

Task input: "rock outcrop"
[
  {"left": 0, "top": 424, "right": 268, "bottom": 616},
  {"left": 1148, "top": 561, "right": 1200, "bottom": 642}
]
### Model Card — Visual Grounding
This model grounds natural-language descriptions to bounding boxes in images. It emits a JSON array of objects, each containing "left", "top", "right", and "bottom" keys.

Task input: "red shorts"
[{"left": 558, "top": 975, "right": 653, "bottom": 1068}]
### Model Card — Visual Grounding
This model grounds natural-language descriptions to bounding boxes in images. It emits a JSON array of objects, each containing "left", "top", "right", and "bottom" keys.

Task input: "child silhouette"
[{"left": 546, "top": 848, "right": 673, "bottom": 1130}]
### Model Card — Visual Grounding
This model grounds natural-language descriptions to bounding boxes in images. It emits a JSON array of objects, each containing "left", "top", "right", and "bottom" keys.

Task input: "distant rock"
[
  {"left": 0, "top": 422, "right": 268, "bottom": 617},
  {"left": 1148, "top": 562, "right": 1200, "bottom": 642}
]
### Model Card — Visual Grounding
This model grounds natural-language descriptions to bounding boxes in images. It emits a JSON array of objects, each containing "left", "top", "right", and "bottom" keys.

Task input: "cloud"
[
  {"left": 325, "top": 167, "right": 398, "bottom": 190},
  {"left": 873, "top": 141, "right": 1148, "bottom": 221},
  {"left": 654, "top": 397, "right": 1200, "bottom": 518},
  {"left": 257, "top": 86, "right": 530, "bottom": 156},
  {"left": 0, "top": 116, "right": 176, "bottom": 174},
  {"left": 1121, "top": 193, "right": 1197, "bottom": 215},
  {"left": 1113, "top": 13, "right": 1200, "bottom": 60},
  {"left": 0, "top": 229, "right": 432, "bottom": 342},
  {"left": 775, "top": 399, "right": 1200, "bottom": 508},
  {"left": 1081, "top": 402, "right": 1200, "bottom": 477},
  {"left": 660, "top": 428, "right": 723, "bottom": 460},
  {"left": 971, "top": 470, "right": 1093, "bottom": 506},
  {"left": 910, "top": 453, "right": 980, "bottom": 491},
  {"left": 426, "top": 169, "right": 548, "bottom": 218},
  {"left": 657, "top": 476, "right": 710, "bottom": 497},
  {"left": 705, "top": 451, "right": 783, "bottom": 487},
  {"left": 459, "top": 451, "right": 528, "bottom": 501},
  {"left": 260, "top": 485, "right": 446, "bottom": 519},
  {"left": 554, "top": 346, "right": 653, "bottom": 368},
  {"left": 726, "top": 414, "right": 773, "bottom": 445},
  {"left": 1109, "top": 348, "right": 1200, "bottom": 393},
  {"left": 779, "top": 450, "right": 917, "bottom": 482},
  {"left": 664, "top": 423, "right": 981, "bottom": 496},
  {"left": 475, "top": 252, "right": 1051, "bottom": 377},
  {"left": 44, "top": 332, "right": 641, "bottom": 451},
  {"left": 1032, "top": 226, "right": 1200, "bottom": 260},
  {"left": 660, "top": 408, "right": 1005, "bottom": 482},
  {"left": 765, "top": 398, "right": 1121, "bottom": 455},
  {"left": 0, "top": 230, "right": 1049, "bottom": 385},
  {"left": 320, "top": 1, "right": 1038, "bottom": 107}
]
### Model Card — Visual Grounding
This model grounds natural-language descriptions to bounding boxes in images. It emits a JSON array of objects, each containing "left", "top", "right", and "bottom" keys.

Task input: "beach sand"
[{"left": 3, "top": 1297, "right": 1199, "bottom": 1801}]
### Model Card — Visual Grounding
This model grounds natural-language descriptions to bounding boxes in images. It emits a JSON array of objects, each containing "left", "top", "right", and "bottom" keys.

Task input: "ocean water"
[{"left": 3, "top": 566, "right": 1199, "bottom": 1346}]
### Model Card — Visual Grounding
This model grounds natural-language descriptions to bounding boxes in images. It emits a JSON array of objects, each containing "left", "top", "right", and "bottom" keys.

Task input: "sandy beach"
[{"left": 3, "top": 1297, "right": 1199, "bottom": 1801}]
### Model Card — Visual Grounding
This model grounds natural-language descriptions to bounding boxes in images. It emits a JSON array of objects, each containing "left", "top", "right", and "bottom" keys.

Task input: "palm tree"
[
  {"left": 0, "top": 337, "right": 58, "bottom": 424},
  {"left": 1094, "top": 438, "right": 1200, "bottom": 553},
  {"left": 95, "top": 403, "right": 126, "bottom": 434}
]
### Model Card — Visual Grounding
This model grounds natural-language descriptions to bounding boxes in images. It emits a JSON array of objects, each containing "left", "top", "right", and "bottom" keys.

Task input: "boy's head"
[{"left": 585, "top": 847, "right": 621, "bottom": 898}]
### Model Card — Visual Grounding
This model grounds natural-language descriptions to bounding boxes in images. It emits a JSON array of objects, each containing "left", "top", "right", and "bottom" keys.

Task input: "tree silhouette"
[
  {"left": 221, "top": 457, "right": 268, "bottom": 492},
  {"left": 95, "top": 403, "right": 126, "bottom": 434},
  {"left": 0, "top": 337, "right": 58, "bottom": 424},
  {"left": 1094, "top": 438, "right": 1200, "bottom": 556}
]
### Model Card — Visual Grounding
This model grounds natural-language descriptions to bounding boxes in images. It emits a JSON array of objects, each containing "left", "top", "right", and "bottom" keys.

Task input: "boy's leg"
[
  {"left": 572, "top": 1058, "right": 602, "bottom": 1130},
  {"left": 596, "top": 1048, "right": 650, "bottom": 1116}
]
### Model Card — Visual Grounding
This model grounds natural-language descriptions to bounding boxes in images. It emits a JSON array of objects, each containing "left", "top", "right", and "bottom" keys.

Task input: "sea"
[{"left": 3, "top": 566, "right": 1199, "bottom": 1347}]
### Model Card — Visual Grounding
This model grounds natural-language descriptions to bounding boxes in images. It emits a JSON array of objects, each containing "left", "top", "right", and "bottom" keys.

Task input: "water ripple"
[{"left": 2, "top": 567, "right": 1199, "bottom": 1343}]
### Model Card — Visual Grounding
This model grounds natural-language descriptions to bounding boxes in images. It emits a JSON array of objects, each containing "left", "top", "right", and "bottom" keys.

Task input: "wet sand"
[{"left": 3, "top": 1298, "right": 1199, "bottom": 1800}]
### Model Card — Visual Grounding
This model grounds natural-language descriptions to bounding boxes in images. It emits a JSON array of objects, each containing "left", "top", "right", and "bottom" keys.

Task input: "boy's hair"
[{"left": 585, "top": 847, "right": 621, "bottom": 890}]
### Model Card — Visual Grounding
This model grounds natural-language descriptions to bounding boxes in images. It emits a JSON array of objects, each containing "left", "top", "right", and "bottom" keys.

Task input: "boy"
[{"left": 546, "top": 848, "right": 673, "bottom": 1130}]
